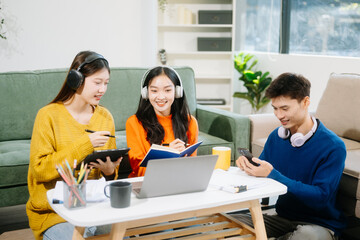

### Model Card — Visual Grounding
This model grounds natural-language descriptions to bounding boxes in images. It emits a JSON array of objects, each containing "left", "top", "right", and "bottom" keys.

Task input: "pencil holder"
[{"left": 63, "top": 183, "right": 86, "bottom": 209}]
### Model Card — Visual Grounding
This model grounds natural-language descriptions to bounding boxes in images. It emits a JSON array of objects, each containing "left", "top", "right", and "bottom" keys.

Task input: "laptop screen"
[{"left": 133, "top": 155, "right": 218, "bottom": 198}]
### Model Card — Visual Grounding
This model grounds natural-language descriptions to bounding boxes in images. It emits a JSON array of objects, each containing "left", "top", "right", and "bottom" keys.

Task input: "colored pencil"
[{"left": 56, "top": 164, "right": 85, "bottom": 205}]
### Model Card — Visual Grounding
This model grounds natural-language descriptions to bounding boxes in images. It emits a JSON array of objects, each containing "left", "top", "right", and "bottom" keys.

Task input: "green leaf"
[
  {"left": 243, "top": 54, "right": 254, "bottom": 63},
  {"left": 233, "top": 52, "right": 272, "bottom": 111},
  {"left": 259, "top": 77, "right": 272, "bottom": 92},
  {"left": 257, "top": 97, "right": 271, "bottom": 110},
  {"left": 253, "top": 71, "right": 263, "bottom": 78},
  {"left": 233, "top": 92, "right": 254, "bottom": 105},
  {"left": 262, "top": 71, "right": 270, "bottom": 79},
  {"left": 248, "top": 60, "right": 258, "bottom": 70},
  {"left": 244, "top": 83, "right": 257, "bottom": 91},
  {"left": 244, "top": 71, "right": 256, "bottom": 81}
]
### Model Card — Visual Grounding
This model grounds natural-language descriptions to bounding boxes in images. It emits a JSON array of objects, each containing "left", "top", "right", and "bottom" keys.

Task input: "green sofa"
[{"left": 0, "top": 66, "right": 250, "bottom": 208}]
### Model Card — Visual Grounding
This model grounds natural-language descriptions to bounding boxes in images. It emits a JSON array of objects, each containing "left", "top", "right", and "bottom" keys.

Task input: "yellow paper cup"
[{"left": 212, "top": 146, "right": 231, "bottom": 170}]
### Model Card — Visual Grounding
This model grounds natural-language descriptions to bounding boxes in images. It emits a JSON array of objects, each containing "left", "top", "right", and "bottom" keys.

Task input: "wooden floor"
[{"left": 0, "top": 228, "right": 34, "bottom": 240}]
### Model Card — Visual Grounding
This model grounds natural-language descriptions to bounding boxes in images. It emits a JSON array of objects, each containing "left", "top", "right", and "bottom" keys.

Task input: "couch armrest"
[
  {"left": 196, "top": 104, "right": 250, "bottom": 159},
  {"left": 248, "top": 113, "right": 280, "bottom": 144}
]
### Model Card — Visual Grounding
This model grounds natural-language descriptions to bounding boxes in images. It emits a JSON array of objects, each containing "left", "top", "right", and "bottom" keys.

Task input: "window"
[
  {"left": 238, "top": 0, "right": 281, "bottom": 53},
  {"left": 290, "top": 0, "right": 360, "bottom": 57},
  {"left": 238, "top": 0, "right": 360, "bottom": 57}
]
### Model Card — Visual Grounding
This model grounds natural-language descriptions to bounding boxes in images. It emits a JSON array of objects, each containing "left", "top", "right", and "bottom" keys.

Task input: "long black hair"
[
  {"left": 50, "top": 51, "right": 110, "bottom": 104},
  {"left": 136, "top": 66, "right": 191, "bottom": 145}
]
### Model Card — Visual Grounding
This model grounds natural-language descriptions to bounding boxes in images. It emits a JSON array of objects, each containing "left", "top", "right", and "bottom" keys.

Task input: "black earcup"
[
  {"left": 67, "top": 69, "right": 84, "bottom": 90},
  {"left": 66, "top": 52, "right": 108, "bottom": 90}
]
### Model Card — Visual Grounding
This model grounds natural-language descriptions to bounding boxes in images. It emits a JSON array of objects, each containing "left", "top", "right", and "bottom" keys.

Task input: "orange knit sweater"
[
  {"left": 126, "top": 114, "right": 198, "bottom": 177},
  {"left": 26, "top": 103, "right": 116, "bottom": 240}
]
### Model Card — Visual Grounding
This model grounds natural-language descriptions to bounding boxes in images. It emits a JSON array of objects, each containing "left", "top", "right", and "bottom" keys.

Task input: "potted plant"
[{"left": 233, "top": 52, "right": 272, "bottom": 113}]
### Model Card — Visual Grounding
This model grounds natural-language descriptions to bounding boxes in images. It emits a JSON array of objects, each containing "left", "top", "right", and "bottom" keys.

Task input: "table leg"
[
  {"left": 72, "top": 226, "right": 85, "bottom": 240},
  {"left": 249, "top": 200, "right": 267, "bottom": 240},
  {"left": 109, "top": 222, "right": 127, "bottom": 240}
]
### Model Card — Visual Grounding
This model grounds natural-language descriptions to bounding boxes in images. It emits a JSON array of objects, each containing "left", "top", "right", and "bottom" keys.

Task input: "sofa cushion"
[
  {"left": 115, "top": 130, "right": 127, "bottom": 149},
  {"left": 0, "top": 70, "right": 66, "bottom": 141},
  {"left": 341, "top": 137, "right": 360, "bottom": 151},
  {"left": 0, "top": 185, "right": 29, "bottom": 208},
  {"left": 316, "top": 73, "right": 360, "bottom": 142},
  {"left": 343, "top": 150, "right": 360, "bottom": 180},
  {"left": 0, "top": 140, "right": 30, "bottom": 187}
]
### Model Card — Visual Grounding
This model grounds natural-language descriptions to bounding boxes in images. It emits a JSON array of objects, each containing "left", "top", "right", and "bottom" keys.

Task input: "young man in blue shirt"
[{"left": 233, "top": 73, "right": 346, "bottom": 239}]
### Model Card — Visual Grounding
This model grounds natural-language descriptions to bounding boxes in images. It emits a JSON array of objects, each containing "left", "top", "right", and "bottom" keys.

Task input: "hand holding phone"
[{"left": 237, "top": 148, "right": 260, "bottom": 167}]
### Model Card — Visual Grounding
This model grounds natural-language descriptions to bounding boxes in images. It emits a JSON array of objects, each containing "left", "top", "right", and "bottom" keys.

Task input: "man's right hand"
[{"left": 236, "top": 156, "right": 273, "bottom": 177}]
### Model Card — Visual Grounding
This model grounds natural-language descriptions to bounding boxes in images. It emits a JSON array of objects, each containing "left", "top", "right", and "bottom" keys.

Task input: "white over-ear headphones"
[
  {"left": 140, "top": 66, "right": 183, "bottom": 99},
  {"left": 278, "top": 116, "right": 317, "bottom": 147}
]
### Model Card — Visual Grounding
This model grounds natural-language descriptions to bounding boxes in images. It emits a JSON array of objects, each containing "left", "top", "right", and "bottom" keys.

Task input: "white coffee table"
[{"left": 47, "top": 167, "right": 287, "bottom": 240}]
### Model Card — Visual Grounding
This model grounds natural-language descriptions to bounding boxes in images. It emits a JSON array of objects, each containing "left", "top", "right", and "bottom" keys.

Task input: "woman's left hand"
[{"left": 90, "top": 156, "right": 122, "bottom": 176}]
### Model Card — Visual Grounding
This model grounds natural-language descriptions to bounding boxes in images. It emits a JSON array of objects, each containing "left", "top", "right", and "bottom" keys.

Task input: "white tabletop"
[{"left": 47, "top": 167, "right": 287, "bottom": 227}]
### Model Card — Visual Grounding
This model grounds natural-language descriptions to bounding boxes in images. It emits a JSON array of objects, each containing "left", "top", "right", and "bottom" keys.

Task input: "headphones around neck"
[
  {"left": 66, "top": 53, "right": 108, "bottom": 90},
  {"left": 140, "top": 66, "right": 183, "bottom": 99},
  {"left": 278, "top": 116, "right": 318, "bottom": 147}
]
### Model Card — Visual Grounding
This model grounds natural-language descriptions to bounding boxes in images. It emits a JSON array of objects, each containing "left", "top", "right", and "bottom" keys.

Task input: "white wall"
[
  {"left": 2, "top": 1, "right": 360, "bottom": 114},
  {"left": 233, "top": 52, "right": 360, "bottom": 114},
  {"left": 0, "top": 0, "right": 157, "bottom": 72}
]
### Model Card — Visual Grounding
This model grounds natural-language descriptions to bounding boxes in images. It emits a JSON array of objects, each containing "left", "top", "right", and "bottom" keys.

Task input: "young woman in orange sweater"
[
  {"left": 26, "top": 51, "right": 121, "bottom": 240},
  {"left": 126, "top": 66, "right": 199, "bottom": 177}
]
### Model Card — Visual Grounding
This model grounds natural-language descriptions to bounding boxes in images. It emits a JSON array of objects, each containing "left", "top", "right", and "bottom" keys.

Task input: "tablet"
[{"left": 79, "top": 148, "right": 130, "bottom": 168}]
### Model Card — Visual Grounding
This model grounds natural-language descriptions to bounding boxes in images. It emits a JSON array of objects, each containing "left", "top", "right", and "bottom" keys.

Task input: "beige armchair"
[
  {"left": 248, "top": 73, "right": 360, "bottom": 222},
  {"left": 249, "top": 113, "right": 280, "bottom": 158}
]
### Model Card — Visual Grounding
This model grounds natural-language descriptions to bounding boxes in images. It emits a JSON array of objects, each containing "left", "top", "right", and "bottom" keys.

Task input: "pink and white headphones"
[{"left": 278, "top": 116, "right": 317, "bottom": 147}]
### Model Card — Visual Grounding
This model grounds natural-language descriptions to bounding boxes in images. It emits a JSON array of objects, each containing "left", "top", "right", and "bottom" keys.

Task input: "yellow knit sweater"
[{"left": 26, "top": 102, "right": 116, "bottom": 240}]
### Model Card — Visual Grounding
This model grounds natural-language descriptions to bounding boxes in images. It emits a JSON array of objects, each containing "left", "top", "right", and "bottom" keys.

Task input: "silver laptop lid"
[{"left": 136, "top": 155, "right": 218, "bottom": 198}]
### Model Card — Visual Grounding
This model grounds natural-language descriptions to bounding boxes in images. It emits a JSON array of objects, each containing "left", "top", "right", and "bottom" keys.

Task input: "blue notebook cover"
[{"left": 140, "top": 141, "right": 203, "bottom": 167}]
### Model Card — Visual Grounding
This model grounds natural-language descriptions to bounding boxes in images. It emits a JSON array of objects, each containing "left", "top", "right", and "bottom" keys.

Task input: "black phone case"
[{"left": 237, "top": 148, "right": 260, "bottom": 166}]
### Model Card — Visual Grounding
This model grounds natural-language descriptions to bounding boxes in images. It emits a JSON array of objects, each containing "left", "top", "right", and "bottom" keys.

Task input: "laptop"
[{"left": 132, "top": 155, "right": 218, "bottom": 198}]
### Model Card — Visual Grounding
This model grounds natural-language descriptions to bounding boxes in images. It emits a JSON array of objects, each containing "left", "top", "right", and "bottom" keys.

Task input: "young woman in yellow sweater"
[
  {"left": 26, "top": 51, "right": 121, "bottom": 240},
  {"left": 126, "top": 66, "right": 198, "bottom": 177}
]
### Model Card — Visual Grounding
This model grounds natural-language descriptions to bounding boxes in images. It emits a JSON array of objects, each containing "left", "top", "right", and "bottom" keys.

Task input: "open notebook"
[{"left": 140, "top": 141, "right": 203, "bottom": 167}]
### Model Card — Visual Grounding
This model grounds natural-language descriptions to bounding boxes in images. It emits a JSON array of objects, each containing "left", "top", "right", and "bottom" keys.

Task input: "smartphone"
[{"left": 237, "top": 148, "right": 260, "bottom": 166}]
